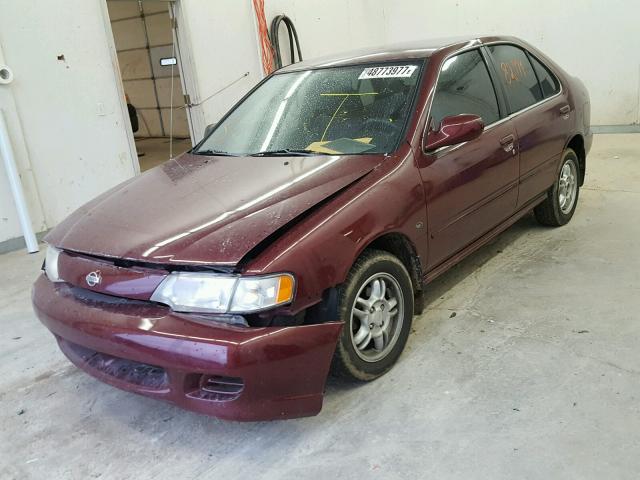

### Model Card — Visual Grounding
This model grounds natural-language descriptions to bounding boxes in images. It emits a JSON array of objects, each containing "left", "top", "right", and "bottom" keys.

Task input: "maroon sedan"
[{"left": 33, "top": 36, "right": 591, "bottom": 421}]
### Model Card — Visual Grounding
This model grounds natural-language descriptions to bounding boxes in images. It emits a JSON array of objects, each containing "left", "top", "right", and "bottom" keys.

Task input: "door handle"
[
  {"left": 500, "top": 134, "right": 514, "bottom": 145},
  {"left": 559, "top": 105, "right": 571, "bottom": 117},
  {"left": 499, "top": 134, "right": 516, "bottom": 154}
]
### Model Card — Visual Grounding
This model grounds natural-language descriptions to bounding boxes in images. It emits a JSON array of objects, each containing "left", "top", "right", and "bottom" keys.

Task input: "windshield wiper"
[
  {"left": 249, "top": 148, "right": 322, "bottom": 157},
  {"left": 193, "top": 149, "right": 239, "bottom": 157}
]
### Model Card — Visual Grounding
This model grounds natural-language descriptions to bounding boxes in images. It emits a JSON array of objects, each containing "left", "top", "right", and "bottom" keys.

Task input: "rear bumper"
[{"left": 32, "top": 275, "right": 342, "bottom": 421}]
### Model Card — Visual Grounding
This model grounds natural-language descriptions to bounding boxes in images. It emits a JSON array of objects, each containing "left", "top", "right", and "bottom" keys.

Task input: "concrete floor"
[
  {"left": 1, "top": 134, "right": 639, "bottom": 479},
  {"left": 136, "top": 137, "right": 191, "bottom": 172}
]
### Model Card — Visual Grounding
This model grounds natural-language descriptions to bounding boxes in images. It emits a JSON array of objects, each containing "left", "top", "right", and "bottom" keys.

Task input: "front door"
[{"left": 416, "top": 49, "right": 519, "bottom": 269}]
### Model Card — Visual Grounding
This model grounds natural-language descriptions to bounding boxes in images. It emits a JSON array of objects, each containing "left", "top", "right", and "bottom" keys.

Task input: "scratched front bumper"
[{"left": 32, "top": 275, "right": 343, "bottom": 421}]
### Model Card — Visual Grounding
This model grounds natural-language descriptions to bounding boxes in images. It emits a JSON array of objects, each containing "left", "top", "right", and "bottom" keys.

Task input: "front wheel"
[
  {"left": 332, "top": 250, "right": 414, "bottom": 381},
  {"left": 534, "top": 148, "right": 580, "bottom": 226}
]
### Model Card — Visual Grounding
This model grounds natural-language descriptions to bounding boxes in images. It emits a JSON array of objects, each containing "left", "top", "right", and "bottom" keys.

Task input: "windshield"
[{"left": 194, "top": 61, "right": 424, "bottom": 156}]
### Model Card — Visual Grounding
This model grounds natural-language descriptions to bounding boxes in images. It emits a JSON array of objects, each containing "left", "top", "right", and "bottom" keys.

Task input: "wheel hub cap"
[
  {"left": 350, "top": 273, "right": 404, "bottom": 363},
  {"left": 558, "top": 159, "right": 578, "bottom": 214}
]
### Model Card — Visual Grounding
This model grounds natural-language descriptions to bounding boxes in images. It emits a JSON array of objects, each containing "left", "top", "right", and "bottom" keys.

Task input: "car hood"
[{"left": 46, "top": 152, "right": 384, "bottom": 266}]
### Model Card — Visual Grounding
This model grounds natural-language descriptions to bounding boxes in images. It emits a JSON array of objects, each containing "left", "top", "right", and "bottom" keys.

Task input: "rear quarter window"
[{"left": 529, "top": 54, "right": 561, "bottom": 98}]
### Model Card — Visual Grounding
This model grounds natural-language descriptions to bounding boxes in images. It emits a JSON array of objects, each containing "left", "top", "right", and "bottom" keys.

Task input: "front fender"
[{"left": 243, "top": 146, "right": 428, "bottom": 315}]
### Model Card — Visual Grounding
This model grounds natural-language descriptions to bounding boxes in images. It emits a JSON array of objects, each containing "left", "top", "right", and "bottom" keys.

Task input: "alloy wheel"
[
  {"left": 350, "top": 273, "right": 404, "bottom": 362},
  {"left": 558, "top": 158, "right": 578, "bottom": 214}
]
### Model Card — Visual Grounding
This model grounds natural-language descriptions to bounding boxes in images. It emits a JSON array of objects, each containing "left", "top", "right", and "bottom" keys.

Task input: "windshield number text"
[{"left": 359, "top": 65, "right": 418, "bottom": 80}]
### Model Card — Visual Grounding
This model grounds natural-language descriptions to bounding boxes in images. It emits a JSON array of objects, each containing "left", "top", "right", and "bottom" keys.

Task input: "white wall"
[
  {"left": 265, "top": 0, "right": 386, "bottom": 64},
  {"left": 378, "top": 0, "right": 640, "bottom": 126},
  {"left": 0, "top": 43, "right": 46, "bottom": 244},
  {"left": 262, "top": 0, "right": 639, "bottom": 126},
  {"left": 0, "top": 0, "right": 137, "bottom": 245},
  {"left": 176, "top": 0, "right": 264, "bottom": 140}
]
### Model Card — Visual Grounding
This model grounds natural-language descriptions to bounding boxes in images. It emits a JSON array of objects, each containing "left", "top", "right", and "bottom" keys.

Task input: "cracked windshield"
[{"left": 195, "top": 62, "right": 423, "bottom": 156}]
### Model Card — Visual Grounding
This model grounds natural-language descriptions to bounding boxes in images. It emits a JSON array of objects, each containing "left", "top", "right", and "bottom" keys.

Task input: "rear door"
[
  {"left": 485, "top": 44, "right": 569, "bottom": 207},
  {"left": 416, "top": 48, "right": 519, "bottom": 268}
]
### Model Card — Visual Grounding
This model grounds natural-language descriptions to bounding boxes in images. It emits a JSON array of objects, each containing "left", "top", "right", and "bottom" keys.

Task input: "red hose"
[{"left": 252, "top": 0, "right": 275, "bottom": 75}]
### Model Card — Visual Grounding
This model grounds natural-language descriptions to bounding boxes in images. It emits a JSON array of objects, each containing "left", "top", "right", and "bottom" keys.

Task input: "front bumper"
[{"left": 32, "top": 275, "right": 342, "bottom": 421}]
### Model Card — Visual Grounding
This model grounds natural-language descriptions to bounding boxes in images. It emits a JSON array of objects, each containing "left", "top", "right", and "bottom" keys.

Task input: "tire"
[
  {"left": 332, "top": 249, "right": 414, "bottom": 381},
  {"left": 534, "top": 148, "right": 581, "bottom": 226}
]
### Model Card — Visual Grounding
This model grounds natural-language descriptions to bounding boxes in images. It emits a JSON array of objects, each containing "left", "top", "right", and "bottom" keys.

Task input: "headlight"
[
  {"left": 44, "top": 245, "right": 63, "bottom": 282},
  {"left": 229, "top": 275, "right": 294, "bottom": 313},
  {"left": 150, "top": 272, "right": 295, "bottom": 314}
]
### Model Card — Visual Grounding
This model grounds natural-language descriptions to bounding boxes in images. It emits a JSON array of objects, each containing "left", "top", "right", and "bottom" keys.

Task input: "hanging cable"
[
  {"left": 269, "top": 15, "right": 303, "bottom": 70},
  {"left": 252, "top": 0, "right": 276, "bottom": 75}
]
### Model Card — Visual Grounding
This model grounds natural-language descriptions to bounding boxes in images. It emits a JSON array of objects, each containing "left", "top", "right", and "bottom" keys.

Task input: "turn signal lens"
[
  {"left": 276, "top": 275, "right": 294, "bottom": 303},
  {"left": 229, "top": 274, "right": 295, "bottom": 313}
]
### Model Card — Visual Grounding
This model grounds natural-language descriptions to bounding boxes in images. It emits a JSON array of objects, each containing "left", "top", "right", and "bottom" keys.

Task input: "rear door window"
[
  {"left": 488, "top": 44, "right": 542, "bottom": 112},
  {"left": 529, "top": 54, "right": 560, "bottom": 98},
  {"left": 430, "top": 49, "right": 500, "bottom": 128}
]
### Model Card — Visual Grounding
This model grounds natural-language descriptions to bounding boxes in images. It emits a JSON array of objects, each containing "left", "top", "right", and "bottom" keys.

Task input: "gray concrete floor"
[{"left": 1, "top": 134, "right": 639, "bottom": 479}]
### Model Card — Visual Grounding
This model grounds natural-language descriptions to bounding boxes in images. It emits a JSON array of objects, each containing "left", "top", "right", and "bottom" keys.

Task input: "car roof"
[{"left": 278, "top": 35, "right": 517, "bottom": 72}]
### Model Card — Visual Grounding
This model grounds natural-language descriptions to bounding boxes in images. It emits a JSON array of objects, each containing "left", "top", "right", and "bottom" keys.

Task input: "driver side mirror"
[{"left": 424, "top": 114, "right": 484, "bottom": 152}]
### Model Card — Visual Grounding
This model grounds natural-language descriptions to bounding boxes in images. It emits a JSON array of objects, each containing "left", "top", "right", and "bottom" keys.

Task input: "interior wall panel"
[
  {"left": 111, "top": 17, "right": 146, "bottom": 51},
  {"left": 105, "top": 1, "right": 139, "bottom": 21},
  {"left": 145, "top": 12, "right": 174, "bottom": 45},
  {"left": 116, "top": 49, "right": 151, "bottom": 80}
]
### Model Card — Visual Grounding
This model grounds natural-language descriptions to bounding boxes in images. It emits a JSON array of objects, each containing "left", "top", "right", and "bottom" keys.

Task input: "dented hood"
[{"left": 47, "top": 152, "right": 383, "bottom": 266}]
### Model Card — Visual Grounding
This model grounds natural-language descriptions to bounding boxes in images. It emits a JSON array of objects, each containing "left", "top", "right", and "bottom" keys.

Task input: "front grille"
[
  {"left": 186, "top": 374, "right": 244, "bottom": 402},
  {"left": 63, "top": 340, "right": 169, "bottom": 390}
]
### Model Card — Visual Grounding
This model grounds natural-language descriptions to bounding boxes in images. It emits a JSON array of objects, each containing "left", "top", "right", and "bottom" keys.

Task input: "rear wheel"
[
  {"left": 332, "top": 250, "right": 413, "bottom": 381},
  {"left": 534, "top": 148, "right": 580, "bottom": 226}
]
